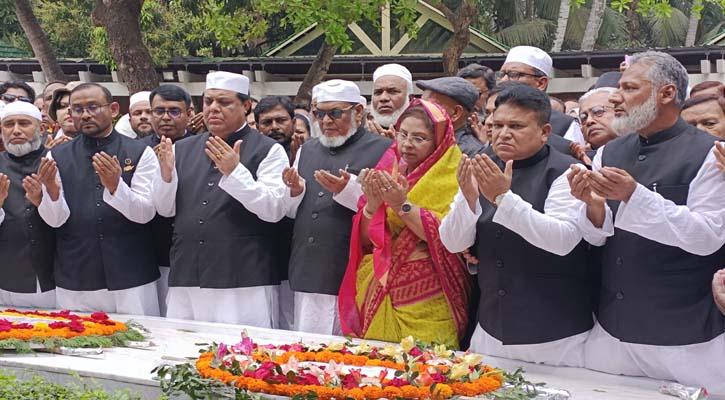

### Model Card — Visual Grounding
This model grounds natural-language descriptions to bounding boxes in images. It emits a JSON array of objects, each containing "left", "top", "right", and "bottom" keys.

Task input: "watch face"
[{"left": 401, "top": 203, "right": 412, "bottom": 213}]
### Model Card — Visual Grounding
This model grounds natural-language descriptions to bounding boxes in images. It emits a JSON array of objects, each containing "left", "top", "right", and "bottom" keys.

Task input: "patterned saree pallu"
[{"left": 0, "top": 309, "right": 146, "bottom": 353}]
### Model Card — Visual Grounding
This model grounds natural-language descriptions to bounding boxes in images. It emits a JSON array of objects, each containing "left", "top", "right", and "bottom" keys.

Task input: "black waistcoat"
[
  {"left": 550, "top": 110, "right": 575, "bottom": 137},
  {"left": 599, "top": 118, "right": 725, "bottom": 345},
  {"left": 289, "top": 128, "right": 392, "bottom": 295},
  {"left": 475, "top": 145, "right": 593, "bottom": 345},
  {"left": 170, "top": 126, "right": 282, "bottom": 288},
  {"left": 139, "top": 132, "right": 191, "bottom": 267},
  {"left": 52, "top": 130, "right": 159, "bottom": 291},
  {"left": 0, "top": 146, "right": 55, "bottom": 293},
  {"left": 546, "top": 132, "right": 573, "bottom": 157}
]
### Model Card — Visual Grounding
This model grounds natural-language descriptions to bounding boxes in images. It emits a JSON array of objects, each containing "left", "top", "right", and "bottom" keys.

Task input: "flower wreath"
[
  {"left": 0, "top": 309, "right": 144, "bottom": 352},
  {"left": 193, "top": 333, "right": 503, "bottom": 400}
]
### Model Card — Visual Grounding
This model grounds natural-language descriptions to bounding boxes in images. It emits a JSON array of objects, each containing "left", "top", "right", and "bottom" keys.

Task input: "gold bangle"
[{"left": 363, "top": 206, "right": 375, "bottom": 219}]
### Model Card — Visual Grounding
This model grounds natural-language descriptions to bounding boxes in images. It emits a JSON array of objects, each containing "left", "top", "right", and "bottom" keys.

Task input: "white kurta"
[
  {"left": 152, "top": 129, "right": 289, "bottom": 326},
  {"left": 282, "top": 147, "right": 363, "bottom": 335},
  {"left": 439, "top": 166, "right": 603, "bottom": 366},
  {"left": 563, "top": 119, "right": 586, "bottom": 145},
  {"left": 37, "top": 146, "right": 161, "bottom": 316},
  {"left": 0, "top": 280, "right": 55, "bottom": 309},
  {"left": 580, "top": 146, "right": 725, "bottom": 395}
]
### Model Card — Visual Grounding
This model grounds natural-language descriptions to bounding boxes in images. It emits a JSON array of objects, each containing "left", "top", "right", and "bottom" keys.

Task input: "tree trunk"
[
  {"left": 685, "top": 0, "right": 701, "bottom": 47},
  {"left": 294, "top": 41, "right": 337, "bottom": 104},
  {"left": 91, "top": 0, "right": 158, "bottom": 93},
  {"left": 439, "top": 1, "right": 477, "bottom": 76},
  {"left": 580, "top": 0, "right": 606, "bottom": 51},
  {"left": 550, "top": 0, "right": 570, "bottom": 52},
  {"left": 627, "top": 0, "right": 640, "bottom": 43},
  {"left": 13, "top": 0, "right": 66, "bottom": 82}
]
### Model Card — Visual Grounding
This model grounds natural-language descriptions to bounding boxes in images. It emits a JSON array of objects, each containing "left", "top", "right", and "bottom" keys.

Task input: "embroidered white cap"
[
  {"left": 206, "top": 71, "right": 250, "bottom": 95},
  {"left": 373, "top": 63, "right": 412, "bottom": 84},
  {"left": 1, "top": 100, "right": 42, "bottom": 121},
  {"left": 504, "top": 46, "right": 553, "bottom": 77},
  {"left": 316, "top": 80, "right": 361, "bottom": 104},
  {"left": 129, "top": 91, "right": 151, "bottom": 109}
]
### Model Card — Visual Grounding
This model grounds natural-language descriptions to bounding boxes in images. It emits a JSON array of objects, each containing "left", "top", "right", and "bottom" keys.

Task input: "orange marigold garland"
[
  {"left": 188, "top": 333, "right": 503, "bottom": 400},
  {"left": 0, "top": 309, "right": 143, "bottom": 352}
]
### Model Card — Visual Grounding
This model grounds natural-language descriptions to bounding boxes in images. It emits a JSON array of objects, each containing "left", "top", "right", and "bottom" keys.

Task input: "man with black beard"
[
  {"left": 282, "top": 80, "right": 392, "bottom": 335},
  {"left": 255, "top": 96, "right": 295, "bottom": 157},
  {"left": 128, "top": 91, "right": 154, "bottom": 139},
  {"left": 0, "top": 101, "right": 56, "bottom": 308},
  {"left": 38, "top": 83, "right": 161, "bottom": 315},
  {"left": 368, "top": 64, "right": 413, "bottom": 137},
  {"left": 571, "top": 51, "right": 725, "bottom": 394}
]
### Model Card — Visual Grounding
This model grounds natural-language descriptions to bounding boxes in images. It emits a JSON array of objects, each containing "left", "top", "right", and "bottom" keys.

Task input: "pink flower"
[
  {"left": 232, "top": 336, "right": 254, "bottom": 356},
  {"left": 388, "top": 377, "right": 409, "bottom": 387},
  {"left": 254, "top": 361, "right": 277, "bottom": 380},
  {"left": 295, "top": 372, "right": 322, "bottom": 385},
  {"left": 217, "top": 343, "right": 228, "bottom": 360},
  {"left": 409, "top": 347, "right": 423, "bottom": 357},
  {"left": 90, "top": 312, "right": 109, "bottom": 321}
]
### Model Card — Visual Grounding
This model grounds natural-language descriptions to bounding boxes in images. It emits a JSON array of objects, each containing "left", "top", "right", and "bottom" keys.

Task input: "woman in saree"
[{"left": 338, "top": 98, "right": 471, "bottom": 348}]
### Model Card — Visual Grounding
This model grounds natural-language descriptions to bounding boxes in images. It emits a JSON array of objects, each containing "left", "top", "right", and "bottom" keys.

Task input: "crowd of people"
[{"left": 0, "top": 45, "right": 724, "bottom": 393}]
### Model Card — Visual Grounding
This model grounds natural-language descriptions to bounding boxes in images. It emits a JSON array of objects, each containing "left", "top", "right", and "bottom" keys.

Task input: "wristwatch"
[
  {"left": 494, "top": 191, "right": 509, "bottom": 207},
  {"left": 399, "top": 202, "right": 413, "bottom": 214}
]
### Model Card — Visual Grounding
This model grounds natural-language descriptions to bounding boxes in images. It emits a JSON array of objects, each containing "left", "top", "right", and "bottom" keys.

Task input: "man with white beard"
[
  {"left": 569, "top": 51, "right": 725, "bottom": 394},
  {"left": 0, "top": 101, "right": 57, "bottom": 308},
  {"left": 282, "top": 80, "right": 392, "bottom": 335},
  {"left": 368, "top": 64, "right": 413, "bottom": 136}
]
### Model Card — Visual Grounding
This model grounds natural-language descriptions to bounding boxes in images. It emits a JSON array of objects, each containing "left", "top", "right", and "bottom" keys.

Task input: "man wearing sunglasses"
[
  {"left": 282, "top": 79, "right": 392, "bottom": 335},
  {"left": 498, "top": 46, "right": 585, "bottom": 145},
  {"left": 0, "top": 80, "right": 36, "bottom": 106},
  {"left": 37, "top": 82, "right": 161, "bottom": 316}
]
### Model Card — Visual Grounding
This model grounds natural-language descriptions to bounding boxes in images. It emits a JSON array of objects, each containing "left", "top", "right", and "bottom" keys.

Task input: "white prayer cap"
[
  {"left": 129, "top": 91, "right": 151, "bottom": 109},
  {"left": 359, "top": 96, "right": 367, "bottom": 108},
  {"left": 373, "top": 63, "right": 413, "bottom": 84},
  {"left": 504, "top": 46, "right": 553, "bottom": 77},
  {"left": 316, "top": 80, "right": 360, "bottom": 104},
  {"left": 206, "top": 71, "right": 249, "bottom": 95},
  {"left": 311, "top": 84, "right": 322, "bottom": 102},
  {"left": 1, "top": 100, "right": 42, "bottom": 121}
]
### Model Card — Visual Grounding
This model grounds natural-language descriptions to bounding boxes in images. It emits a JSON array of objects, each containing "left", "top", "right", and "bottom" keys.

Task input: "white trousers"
[
  {"left": 156, "top": 266, "right": 170, "bottom": 317},
  {"left": 55, "top": 280, "right": 160, "bottom": 316},
  {"left": 470, "top": 323, "right": 589, "bottom": 368},
  {"left": 585, "top": 322, "right": 725, "bottom": 395},
  {"left": 277, "top": 280, "right": 295, "bottom": 330},
  {"left": 293, "top": 292, "right": 341, "bottom": 336},
  {"left": 0, "top": 281, "right": 56, "bottom": 309},
  {"left": 166, "top": 286, "right": 278, "bottom": 328}
]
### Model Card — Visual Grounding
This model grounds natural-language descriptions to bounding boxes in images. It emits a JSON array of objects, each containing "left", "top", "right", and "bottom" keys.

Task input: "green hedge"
[{"left": 0, "top": 372, "right": 142, "bottom": 400}]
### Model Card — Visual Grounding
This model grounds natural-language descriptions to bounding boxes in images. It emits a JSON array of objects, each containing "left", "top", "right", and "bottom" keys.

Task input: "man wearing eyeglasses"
[
  {"left": 282, "top": 79, "right": 392, "bottom": 335},
  {"left": 139, "top": 85, "right": 194, "bottom": 317},
  {"left": 37, "top": 82, "right": 161, "bottom": 316},
  {"left": 153, "top": 71, "right": 289, "bottom": 327},
  {"left": 569, "top": 87, "right": 619, "bottom": 165},
  {"left": 497, "top": 46, "right": 585, "bottom": 145}
]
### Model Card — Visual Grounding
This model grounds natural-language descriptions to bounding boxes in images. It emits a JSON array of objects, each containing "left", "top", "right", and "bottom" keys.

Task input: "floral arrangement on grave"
[{"left": 0, "top": 309, "right": 146, "bottom": 352}]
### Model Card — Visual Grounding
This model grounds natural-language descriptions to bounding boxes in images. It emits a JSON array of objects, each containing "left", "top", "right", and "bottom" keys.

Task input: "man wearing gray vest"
[
  {"left": 153, "top": 72, "right": 289, "bottom": 327},
  {"left": 573, "top": 51, "right": 725, "bottom": 394},
  {"left": 283, "top": 80, "right": 392, "bottom": 335}
]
